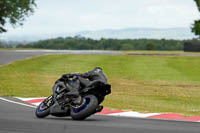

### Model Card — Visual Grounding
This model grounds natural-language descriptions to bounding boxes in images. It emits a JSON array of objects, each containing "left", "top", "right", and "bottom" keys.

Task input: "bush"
[{"left": 184, "top": 39, "right": 200, "bottom": 52}]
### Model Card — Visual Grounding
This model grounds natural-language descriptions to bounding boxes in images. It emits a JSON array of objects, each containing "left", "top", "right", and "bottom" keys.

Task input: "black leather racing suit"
[
  {"left": 77, "top": 67, "right": 107, "bottom": 88},
  {"left": 56, "top": 67, "right": 107, "bottom": 99}
]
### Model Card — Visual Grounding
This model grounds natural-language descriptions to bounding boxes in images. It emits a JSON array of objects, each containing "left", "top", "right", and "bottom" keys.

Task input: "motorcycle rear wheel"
[{"left": 70, "top": 95, "right": 98, "bottom": 120}]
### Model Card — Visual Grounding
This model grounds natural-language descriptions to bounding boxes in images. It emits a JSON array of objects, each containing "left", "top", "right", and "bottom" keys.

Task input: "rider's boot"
[{"left": 96, "top": 105, "right": 104, "bottom": 112}]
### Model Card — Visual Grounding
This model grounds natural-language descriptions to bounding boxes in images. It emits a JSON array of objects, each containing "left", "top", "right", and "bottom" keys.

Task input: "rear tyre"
[
  {"left": 70, "top": 95, "right": 98, "bottom": 120},
  {"left": 35, "top": 95, "right": 53, "bottom": 118}
]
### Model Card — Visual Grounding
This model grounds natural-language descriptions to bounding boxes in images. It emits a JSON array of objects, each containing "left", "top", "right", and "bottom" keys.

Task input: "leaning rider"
[{"left": 55, "top": 67, "right": 106, "bottom": 111}]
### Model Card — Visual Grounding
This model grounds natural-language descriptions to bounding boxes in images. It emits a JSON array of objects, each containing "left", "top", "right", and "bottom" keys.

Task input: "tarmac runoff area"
[{"left": 0, "top": 50, "right": 120, "bottom": 65}]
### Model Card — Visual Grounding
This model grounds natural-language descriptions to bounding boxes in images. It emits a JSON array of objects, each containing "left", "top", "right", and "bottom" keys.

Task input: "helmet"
[
  {"left": 93, "top": 67, "right": 102, "bottom": 73},
  {"left": 93, "top": 67, "right": 102, "bottom": 70}
]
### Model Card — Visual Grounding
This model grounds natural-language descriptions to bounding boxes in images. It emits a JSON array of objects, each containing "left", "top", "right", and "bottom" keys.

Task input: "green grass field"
[{"left": 0, "top": 54, "right": 200, "bottom": 116}]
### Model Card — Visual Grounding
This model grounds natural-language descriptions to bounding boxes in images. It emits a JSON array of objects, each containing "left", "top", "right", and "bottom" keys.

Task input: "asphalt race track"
[
  {"left": 0, "top": 50, "right": 200, "bottom": 133},
  {"left": 1, "top": 97, "right": 200, "bottom": 133},
  {"left": 0, "top": 50, "right": 120, "bottom": 65}
]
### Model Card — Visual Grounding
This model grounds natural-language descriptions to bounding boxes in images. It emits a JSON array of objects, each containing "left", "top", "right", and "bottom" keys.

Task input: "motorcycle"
[{"left": 35, "top": 76, "right": 111, "bottom": 120}]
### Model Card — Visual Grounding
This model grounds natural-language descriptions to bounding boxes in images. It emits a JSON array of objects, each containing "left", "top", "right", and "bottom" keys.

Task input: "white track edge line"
[{"left": 0, "top": 97, "right": 37, "bottom": 108}]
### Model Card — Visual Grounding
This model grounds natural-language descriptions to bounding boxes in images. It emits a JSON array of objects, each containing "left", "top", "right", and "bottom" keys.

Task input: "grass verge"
[{"left": 0, "top": 54, "right": 200, "bottom": 116}]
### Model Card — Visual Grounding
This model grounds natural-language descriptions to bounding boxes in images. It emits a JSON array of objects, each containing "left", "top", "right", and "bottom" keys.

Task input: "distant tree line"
[
  {"left": 0, "top": 41, "right": 23, "bottom": 48},
  {"left": 16, "top": 36, "right": 191, "bottom": 51},
  {"left": 0, "top": 41, "right": 13, "bottom": 48}
]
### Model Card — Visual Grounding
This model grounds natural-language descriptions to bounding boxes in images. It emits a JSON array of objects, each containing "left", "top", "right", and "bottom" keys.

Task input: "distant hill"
[
  {"left": 0, "top": 27, "right": 197, "bottom": 42},
  {"left": 78, "top": 27, "right": 196, "bottom": 40}
]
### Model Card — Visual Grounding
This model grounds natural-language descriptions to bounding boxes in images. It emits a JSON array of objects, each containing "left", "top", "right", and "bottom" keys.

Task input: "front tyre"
[
  {"left": 35, "top": 95, "right": 54, "bottom": 118},
  {"left": 70, "top": 95, "right": 98, "bottom": 120}
]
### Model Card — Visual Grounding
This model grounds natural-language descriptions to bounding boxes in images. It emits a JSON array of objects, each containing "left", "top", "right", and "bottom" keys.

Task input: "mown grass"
[{"left": 0, "top": 54, "right": 200, "bottom": 116}]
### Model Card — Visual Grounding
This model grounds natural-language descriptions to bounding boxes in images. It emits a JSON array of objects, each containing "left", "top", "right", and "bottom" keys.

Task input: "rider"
[{"left": 55, "top": 67, "right": 106, "bottom": 111}]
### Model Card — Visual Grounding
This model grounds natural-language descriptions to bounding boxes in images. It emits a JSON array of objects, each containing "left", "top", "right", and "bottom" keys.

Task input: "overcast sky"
[{"left": 2, "top": 0, "right": 200, "bottom": 36}]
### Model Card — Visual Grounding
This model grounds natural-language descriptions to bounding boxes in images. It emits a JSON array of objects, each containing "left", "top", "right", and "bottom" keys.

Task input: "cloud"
[{"left": 3, "top": 0, "right": 200, "bottom": 35}]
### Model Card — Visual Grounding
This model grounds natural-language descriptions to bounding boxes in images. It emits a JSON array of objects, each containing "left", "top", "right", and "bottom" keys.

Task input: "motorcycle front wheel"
[
  {"left": 70, "top": 95, "right": 98, "bottom": 120},
  {"left": 35, "top": 95, "right": 54, "bottom": 118}
]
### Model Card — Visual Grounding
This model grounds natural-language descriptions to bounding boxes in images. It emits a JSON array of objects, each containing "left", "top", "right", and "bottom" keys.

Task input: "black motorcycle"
[{"left": 35, "top": 76, "right": 111, "bottom": 120}]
